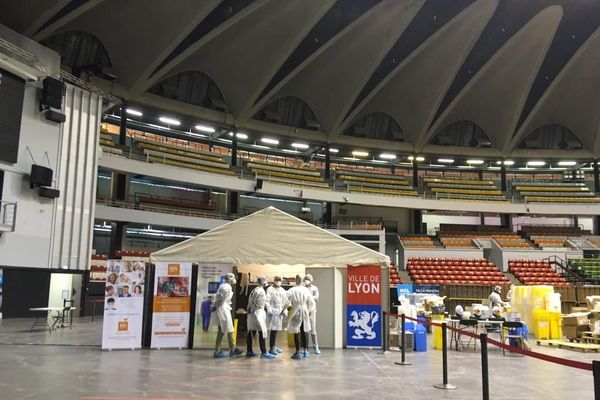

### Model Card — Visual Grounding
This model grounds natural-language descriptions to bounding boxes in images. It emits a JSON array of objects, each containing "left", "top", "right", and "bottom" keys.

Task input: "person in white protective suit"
[
  {"left": 246, "top": 276, "right": 275, "bottom": 359},
  {"left": 287, "top": 274, "right": 315, "bottom": 359},
  {"left": 489, "top": 285, "right": 508, "bottom": 309},
  {"left": 212, "top": 273, "right": 243, "bottom": 358},
  {"left": 266, "top": 275, "right": 289, "bottom": 355},
  {"left": 304, "top": 274, "right": 321, "bottom": 355}
]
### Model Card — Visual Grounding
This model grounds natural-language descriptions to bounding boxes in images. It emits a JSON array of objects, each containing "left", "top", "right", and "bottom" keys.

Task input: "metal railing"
[
  {"left": 96, "top": 199, "right": 235, "bottom": 221},
  {"left": 0, "top": 201, "right": 17, "bottom": 232}
]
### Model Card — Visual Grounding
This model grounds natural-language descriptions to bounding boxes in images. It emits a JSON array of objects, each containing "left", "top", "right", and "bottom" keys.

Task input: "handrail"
[{"left": 545, "top": 255, "right": 586, "bottom": 286}]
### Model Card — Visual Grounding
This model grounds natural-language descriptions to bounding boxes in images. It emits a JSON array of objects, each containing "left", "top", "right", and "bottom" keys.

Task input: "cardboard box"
[
  {"left": 562, "top": 312, "right": 590, "bottom": 327},
  {"left": 571, "top": 307, "right": 588, "bottom": 313},
  {"left": 586, "top": 296, "right": 600, "bottom": 311},
  {"left": 563, "top": 324, "right": 590, "bottom": 339}
]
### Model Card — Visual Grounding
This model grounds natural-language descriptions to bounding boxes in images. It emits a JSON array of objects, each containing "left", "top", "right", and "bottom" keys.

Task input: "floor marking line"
[{"left": 361, "top": 350, "right": 416, "bottom": 399}]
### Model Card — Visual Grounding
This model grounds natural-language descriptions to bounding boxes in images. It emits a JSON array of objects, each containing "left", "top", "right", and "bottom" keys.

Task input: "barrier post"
[
  {"left": 480, "top": 332, "right": 490, "bottom": 400},
  {"left": 394, "top": 313, "right": 411, "bottom": 366},
  {"left": 434, "top": 321, "right": 456, "bottom": 390},
  {"left": 593, "top": 360, "right": 600, "bottom": 400},
  {"left": 380, "top": 312, "right": 390, "bottom": 354}
]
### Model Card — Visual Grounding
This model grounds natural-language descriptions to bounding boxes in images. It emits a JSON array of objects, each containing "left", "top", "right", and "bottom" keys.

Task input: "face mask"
[
  {"left": 275, "top": 281, "right": 281, "bottom": 287},
  {"left": 304, "top": 280, "right": 311, "bottom": 286},
  {"left": 229, "top": 279, "right": 237, "bottom": 285}
]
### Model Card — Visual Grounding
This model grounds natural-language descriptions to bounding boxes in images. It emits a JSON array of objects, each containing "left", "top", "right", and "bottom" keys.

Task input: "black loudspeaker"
[
  {"left": 40, "top": 77, "right": 64, "bottom": 110},
  {"left": 30, "top": 164, "right": 53, "bottom": 188},
  {"left": 39, "top": 187, "right": 60, "bottom": 199},
  {"left": 45, "top": 110, "right": 66, "bottom": 123},
  {"left": 255, "top": 178, "right": 263, "bottom": 190}
]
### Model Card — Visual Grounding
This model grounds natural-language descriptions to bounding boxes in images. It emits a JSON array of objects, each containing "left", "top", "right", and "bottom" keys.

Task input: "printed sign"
[
  {"left": 346, "top": 265, "right": 382, "bottom": 348},
  {"left": 101, "top": 260, "right": 146, "bottom": 350},
  {"left": 347, "top": 264, "right": 381, "bottom": 305},
  {"left": 150, "top": 262, "right": 193, "bottom": 349},
  {"left": 413, "top": 284, "right": 440, "bottom": 295},
  {"left": 396, "top": 284, "right": 414, "bottom": 298}
]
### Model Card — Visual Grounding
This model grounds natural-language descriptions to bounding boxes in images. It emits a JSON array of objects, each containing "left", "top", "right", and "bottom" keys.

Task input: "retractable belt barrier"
[{"left": 383, "top": 311, "right": 596, "bottom": 400}]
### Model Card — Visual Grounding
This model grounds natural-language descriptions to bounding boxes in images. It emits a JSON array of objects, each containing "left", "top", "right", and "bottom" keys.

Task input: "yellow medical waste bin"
[
  {"left": 549, "top": 311, "right": 562, "bottom": 340},
  {"left": 533, "top": 310, "right": 550, "bottom": 339}
]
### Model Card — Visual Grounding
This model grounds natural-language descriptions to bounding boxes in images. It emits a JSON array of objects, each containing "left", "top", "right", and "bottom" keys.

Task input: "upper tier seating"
[
  {"left": 136, "top": 195, "right": 214, "bottom": 213},
  {"left": 513, "top": 181, "right": 600, "bottom": 203},
  {"left": 334, "top": 169, "right": 418, "bottom": 197},
  {"left": 246, "top": 160, "right": 329, "bottom": 188},
  {"left": 424, "top": 178, "right": 507, "bottom": 202},
  {"left": 520, "top": 226, "right": 587, "bottom": 249},
  {"left": 99, "top": 129, "right": 124, "bottom": 155},
  {"left": 439, "top": 237, "right": 476, "bottom": 248},
  {"left": 569, "top": 259, "right": 600, "bottom": 285},
  {"left": 438, "top": 224, "right": 533, "bottom": 248},
  {"left": 401, "top": 235, "right": 437, "bottom": 248},
  {"left": 134, "top": 137, "right": 235, "bottom": 175},
  {"left": 508, "top": 259, "right": 569, "bottom": 286},
  {"left": 407, "top": 257, "right": 509, "bottom": 285}
]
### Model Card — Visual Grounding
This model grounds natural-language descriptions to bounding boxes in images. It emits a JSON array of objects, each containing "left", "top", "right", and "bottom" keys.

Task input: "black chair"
[
  {"left": 458, "top": 319, "right": 478, "bottom": 351},
  {"left": 502, "top": 321, "right": 525, "bottom": 356}
]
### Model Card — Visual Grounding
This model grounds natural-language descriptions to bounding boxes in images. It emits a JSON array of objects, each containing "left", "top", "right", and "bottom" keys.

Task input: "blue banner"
[
  {"left": 346, "top": 304, "right": 382, "bottom": 348},
  {"left": 396, "top": 284, "right": 413, "bottom": 298},
  {"left": 413, "top": 284, "right": 440, "bottom": 295}
]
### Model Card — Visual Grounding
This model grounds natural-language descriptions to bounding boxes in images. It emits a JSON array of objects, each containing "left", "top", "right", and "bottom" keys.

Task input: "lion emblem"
[{"left": 348, "top": 310, "right": 379, "bottom": 340}]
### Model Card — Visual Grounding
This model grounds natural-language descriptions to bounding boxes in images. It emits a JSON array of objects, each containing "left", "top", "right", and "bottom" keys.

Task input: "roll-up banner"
[
  {"left": 346, "top": 264, "right": 382, "bottom": 348},
  {"left": 101, "top": 260, "right": 146, "bottom": 350},
  {"left": 150, "top": 262, "right": 193, "bottom": 349}
]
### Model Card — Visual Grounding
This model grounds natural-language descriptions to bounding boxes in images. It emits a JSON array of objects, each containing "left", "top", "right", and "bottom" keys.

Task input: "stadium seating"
[
  {"left": 520, "top": 226, "right": 587, "bottom": 249},
  {"left": 134, "top": 137, "right": 236, "bottom": 176},
  {"left": 334, "top": 169, "right": 418, "bottom": 197},
  {"left": 508, "top": 259, "right": 569, "bottom": 286},
  {"left": 389, "top": 263, "right": 402, "bottom": 286},
  {"left": 438, "top": 224, "right": 533, "bottom": 248},
  {"left": 246, "top": 159, "right": 329, "bottom": 188},
  {"left": 407, "top": 257, "right": 509, "bottom": 285},
  {"left": 513, "top": 181, "right": 600, "bottom": 203},
  {"left": 401, "top": 235, "right": 437, "bottom": 248},
  {"left": 100, "top": 129, "right": 124, "bottom": 155},
  {"left": 423, "top": 178, "right": 507, "bottom": 202},
  {"left": 569, "top": 259, "right": 600, "bottom": 285}
]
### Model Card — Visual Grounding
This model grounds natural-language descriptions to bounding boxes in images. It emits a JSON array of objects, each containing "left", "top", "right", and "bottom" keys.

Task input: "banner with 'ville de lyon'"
[{"left": 346, "top": 265, "right": 382, "bottom": 348}]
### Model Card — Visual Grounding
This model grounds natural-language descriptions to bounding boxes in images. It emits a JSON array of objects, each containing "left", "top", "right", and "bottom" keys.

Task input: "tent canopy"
[{"left": 150, "top": 207, "right": 390, "bottom": 267}]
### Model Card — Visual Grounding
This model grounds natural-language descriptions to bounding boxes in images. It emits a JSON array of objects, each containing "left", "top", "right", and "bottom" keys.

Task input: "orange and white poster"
[
  {"left": 150, "top": 262, "right": 192, "bottom": 348},
  {"left": 101, "top": 260, "right": 146, "bottom": 350}
]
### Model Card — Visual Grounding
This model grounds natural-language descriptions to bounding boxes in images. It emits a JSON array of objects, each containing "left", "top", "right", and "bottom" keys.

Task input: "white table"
[{"left": 29, "top": 307, "right": 77, "bottom": 331}]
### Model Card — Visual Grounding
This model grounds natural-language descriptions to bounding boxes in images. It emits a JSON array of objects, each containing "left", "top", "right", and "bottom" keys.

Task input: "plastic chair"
[{"left": 502, "top": 321, "right": 526, "bottom": 356}]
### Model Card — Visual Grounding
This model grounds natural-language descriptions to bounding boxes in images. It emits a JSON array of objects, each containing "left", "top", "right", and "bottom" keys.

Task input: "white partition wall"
[
  {"left": 50, "top": 84, "right": 102, "bottom": 269},
  {"left": 306, "top": 266, "right": 344, "bottom": 349}
]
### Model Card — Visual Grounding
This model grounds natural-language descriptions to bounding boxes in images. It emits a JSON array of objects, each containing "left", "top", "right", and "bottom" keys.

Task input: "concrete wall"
[
  {"left": 488, "top": 240, "right": 584, "bottom": 272},
  {"left": 0, "top": 84, "right": 61, "bottom": 268}
]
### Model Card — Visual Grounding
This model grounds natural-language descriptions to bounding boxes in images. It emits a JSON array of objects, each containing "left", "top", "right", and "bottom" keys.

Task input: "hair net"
[
  {"left": 304, "top": 274, "right": 313, "bottom": 282},
  {"left": 257, "top": 276, "right": 267, "bottom": 285},
  {"left": 455, "top": 305, "right": 464, "bottom": 315}
]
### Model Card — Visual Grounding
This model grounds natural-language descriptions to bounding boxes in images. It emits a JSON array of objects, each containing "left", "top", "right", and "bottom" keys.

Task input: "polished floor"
[{"left": 0, "top": 317, "right": 595, "bottom": 400}]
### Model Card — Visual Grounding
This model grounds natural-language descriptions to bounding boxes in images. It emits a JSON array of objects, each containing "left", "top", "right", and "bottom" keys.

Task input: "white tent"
[{"left": 150, "top": 206, "right": 390, "bottom": 266}]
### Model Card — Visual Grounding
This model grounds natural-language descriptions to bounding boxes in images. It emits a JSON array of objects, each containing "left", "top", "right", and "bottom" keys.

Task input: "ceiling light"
[
  {"left": 291, "top": 143, "right": 309, "bottom": 149},
  {"left": 407, "top": 156, "right": 414, "bottom": 161},
  {"left": 437, "top": 158, "right": 454, "bottom": 163},
  {"left": 261, "top": 137, "right": 279, "bottom": 145},
  {"left": 496, "top": 160, "right": 502, "bottom": 165},
  {"left": 236, "top": 133, "right": 248, "bottom": 140},
  {"left": 466, "top": 159, "right": 484, "bottom": 165},
  {"left": 379, "top": 153, "right": 397, "bottom": 160},
  {"left": 558, "top": 161, "right": 577, "bottom": 166},
  {"left": 195, "top": 124, "right": 215, "bottom": 133},
  {"left": 125, "top": 108, "right": 143, "bottom": 117},
  {"left": 352, "top": 151, "right": 369, "bottom": 157},
  {"left": 159, "top": 116, "right": 180, "bottom": 126},
  {"left": 329, "top": 148, "right": 339, "bottom": 153},
  {"left": 503, "top": 160, "right": 515, "bottom": 166},
  {"left": 416, "top": 156, "right": 425, "bottom": 162},
  {"left": 527, "top": 160, "right": 546, "bottom": 167}
]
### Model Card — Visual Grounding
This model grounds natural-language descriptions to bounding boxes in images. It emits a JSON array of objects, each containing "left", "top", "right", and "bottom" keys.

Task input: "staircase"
[
  {"left": 504, "top": 271, "right": 521, "bottom": 285},
  {"left": 546, "top": 255, "right": 585, "bottom": 286}
]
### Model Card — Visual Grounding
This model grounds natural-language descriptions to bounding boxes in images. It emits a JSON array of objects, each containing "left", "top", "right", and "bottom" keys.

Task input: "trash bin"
[
  {"left": 414, "top": 324, "right": 427, "bottom": 352},
  {"left": 549, "top": 311, "right": 562, "bottom": 339},
  {"left": 533, "top": 310, "right": 550, "bottom": 340}
]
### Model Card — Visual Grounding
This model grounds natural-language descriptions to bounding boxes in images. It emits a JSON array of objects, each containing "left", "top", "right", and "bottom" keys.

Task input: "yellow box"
[{"left": 549, "top": 311, "right": 562, "bottom": 340}]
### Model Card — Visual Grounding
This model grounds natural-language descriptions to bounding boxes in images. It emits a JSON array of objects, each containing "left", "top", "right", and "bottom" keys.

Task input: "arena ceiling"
[{"left": 1, "top": 0, "right": 599, "bottom": 158}]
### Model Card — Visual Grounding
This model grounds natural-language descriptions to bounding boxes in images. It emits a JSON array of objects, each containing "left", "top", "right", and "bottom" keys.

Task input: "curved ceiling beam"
[
  {"left": 32, "top": 0, "right": 105, "bottom": 42},
  {"left": 510, "top": 27, "right": 600, "bottom": 153},
  {"left": 342, "top": 0, "right": 497, "bottom": 146},
  {"left": 423, "top": 6, "right": 563, "bottom": 153},
  {"left": 130, "top": 0, "right": 270, "bottom": 97},
  {"left": 246, "top": 3, "right": 384, "bottom": 123},
  {"left": 17, "top": 0, "right": 68, "bottom": 37},
  {"left": 161, "top": 0, "right": 335, "bottom": 120},
  {"left": 254, "top": 0, "right": 424, "bottom": 135}
]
